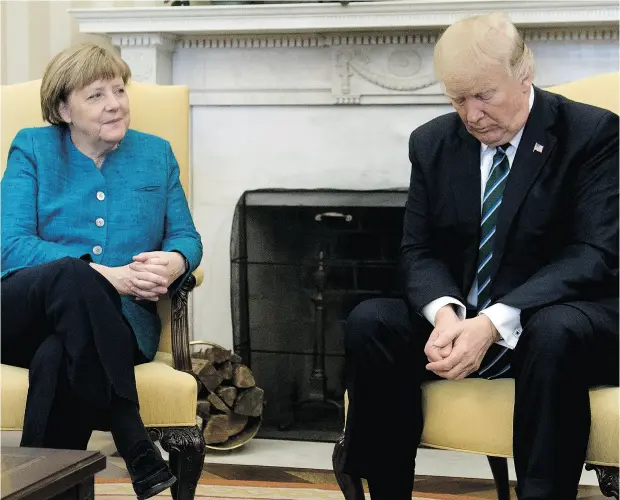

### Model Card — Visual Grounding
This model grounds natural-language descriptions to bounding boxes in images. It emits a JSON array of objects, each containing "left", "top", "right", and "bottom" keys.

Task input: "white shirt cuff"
[
  {"left": 422, "top": 297, "right": 466, "bottom": 326},
  {"left": 480, "top": 303, "right": 522, "bottom": 349}
]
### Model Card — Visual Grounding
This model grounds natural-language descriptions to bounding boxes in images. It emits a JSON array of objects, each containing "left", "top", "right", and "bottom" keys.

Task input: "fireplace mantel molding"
[
  {"left": 71, "top": 0, "right": 618, "bottom": 36},
  {"left": 70, "top": 1, "right": 619, "bottom": 105}
]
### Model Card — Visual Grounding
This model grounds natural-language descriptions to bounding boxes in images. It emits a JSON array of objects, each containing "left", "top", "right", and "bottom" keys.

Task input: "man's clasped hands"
[
  {"left": 90, "top": 251, "right": 187, "bottom": 302},
  {"left": 424, "top": 305, "right": 501, "bottom": 380}
]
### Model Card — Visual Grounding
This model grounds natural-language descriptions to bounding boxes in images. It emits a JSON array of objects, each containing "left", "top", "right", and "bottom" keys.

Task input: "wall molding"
[
  {"left": 522, "top": 27, "right": 618, "bottom": 41},
  {"left": 170, "top": 27, "right": 618, "bottom": 50},
  {"left": 177, "top": 33, "right": 440, "bottom": 49},
  {"left": 111, "top": 33, "right": 178, "bottom": 50}
]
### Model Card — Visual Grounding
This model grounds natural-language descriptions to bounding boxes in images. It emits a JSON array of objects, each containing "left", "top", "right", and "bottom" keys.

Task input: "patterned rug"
[{"left": 95, "top": 479, "right": 483, "bottom": 500}]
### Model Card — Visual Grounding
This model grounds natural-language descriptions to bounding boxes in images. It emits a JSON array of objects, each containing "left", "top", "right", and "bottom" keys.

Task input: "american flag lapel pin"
[{"left": 533, "top": 142, "right": 544, "bottom": 153}]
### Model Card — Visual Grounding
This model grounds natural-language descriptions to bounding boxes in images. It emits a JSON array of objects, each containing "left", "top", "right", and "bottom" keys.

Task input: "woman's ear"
[{"left": 58, "top": 100, "right": 71, "bottom": 124}]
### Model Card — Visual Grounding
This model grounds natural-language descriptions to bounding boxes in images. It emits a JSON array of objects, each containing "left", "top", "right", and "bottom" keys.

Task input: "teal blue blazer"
[{"left": 1, "top": 125, "right": 203, "bottom": 360}]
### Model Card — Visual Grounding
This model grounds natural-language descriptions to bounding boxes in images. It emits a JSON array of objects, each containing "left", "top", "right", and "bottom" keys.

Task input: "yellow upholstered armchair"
[
  {"left": 334, "top": 73, "right": 620, "bottom": 500},
  {"left": 0, "top": 80, "right": 205, "bottom": 500}
]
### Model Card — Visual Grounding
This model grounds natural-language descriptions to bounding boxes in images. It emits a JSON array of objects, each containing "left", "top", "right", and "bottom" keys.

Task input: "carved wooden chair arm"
[{"left": 171, "top": 273, "right": 198, "bottom": 372}]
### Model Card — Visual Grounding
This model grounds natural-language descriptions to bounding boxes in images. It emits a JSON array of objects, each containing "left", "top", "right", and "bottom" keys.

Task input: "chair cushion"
[
  {"left": 420, "top": 379, "right": 619, "bottom": 466},
  {"left": 546, "top": 72, "right": 619, "bottom": 115},
  {"left": 1, "top": 354, "right": 198, "bottom": 430}
]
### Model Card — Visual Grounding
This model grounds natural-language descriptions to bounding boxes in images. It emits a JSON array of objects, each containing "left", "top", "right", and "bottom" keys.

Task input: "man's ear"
[
  {"left": 521, "top": 73, "right": 533, "bottom": 91},
  {"left": 58, "top": 101, "right": 71, "bottom": 124}
]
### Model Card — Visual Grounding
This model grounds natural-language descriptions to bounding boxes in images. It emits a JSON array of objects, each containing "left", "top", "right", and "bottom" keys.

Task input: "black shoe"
[
  {"left": 332, "top": 434, "right": 365, "bottom": 500},
  {"left": 127, "top": 440, "right": 177, "bottom": 500}
]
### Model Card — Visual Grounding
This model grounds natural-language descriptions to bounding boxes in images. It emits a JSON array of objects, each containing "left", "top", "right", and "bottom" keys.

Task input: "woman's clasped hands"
[
  {"left": 91, "top": 251, "right": 187, "bottom": 302},
  {"left": 125, "top": 251, "right": 187, "bottom": 301}
]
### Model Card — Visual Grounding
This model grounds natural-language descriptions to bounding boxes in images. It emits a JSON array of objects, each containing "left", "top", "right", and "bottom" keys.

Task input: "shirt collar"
[{"left": 480, "top": 85, "right": 535, "bottom": 153}]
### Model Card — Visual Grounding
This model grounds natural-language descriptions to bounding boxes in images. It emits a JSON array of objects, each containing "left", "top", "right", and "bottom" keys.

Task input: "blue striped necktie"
[{"left": 477, "top": 143, "right": 511, "bottom": 379}]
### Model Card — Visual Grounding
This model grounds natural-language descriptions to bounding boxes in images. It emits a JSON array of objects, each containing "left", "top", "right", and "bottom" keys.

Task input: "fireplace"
[{"left": 230, "top": 189, "right": 407, "bottom": 440}]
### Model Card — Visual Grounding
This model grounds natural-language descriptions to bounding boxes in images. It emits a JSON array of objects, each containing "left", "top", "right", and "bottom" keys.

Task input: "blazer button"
[
  {"left": 97, "top": 191, "right": 105, "bottom": 201},
  {"left": 93, "top": 245, "right": 103, "bottom": 255},
  {"left": 95, "top": 218, "right": 105, "bottom": 227}
]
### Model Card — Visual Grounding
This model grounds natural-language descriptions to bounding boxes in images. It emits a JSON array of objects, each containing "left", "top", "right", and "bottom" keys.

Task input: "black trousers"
[
  {"left": 342, "top": 298, "right": 619, "bottom": 500},
  {"left": 1, "top": 257, "right": 147, "bottom": 449}
]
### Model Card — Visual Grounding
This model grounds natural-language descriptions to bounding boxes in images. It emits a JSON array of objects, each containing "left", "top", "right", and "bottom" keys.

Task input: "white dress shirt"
[{"left": 422, "top": 87, "right": 535, "bottom": 349}]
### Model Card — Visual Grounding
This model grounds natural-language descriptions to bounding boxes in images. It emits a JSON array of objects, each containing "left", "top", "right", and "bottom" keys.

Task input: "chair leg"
[
  {"left": 150, "top": 426, "right": 206, "bottom": 500},
  {"left": 487, "top": 455, "right": 511, "bottom": 500},
  {"left": 585, "top": 464, "right": 619, "bottom": 499}
]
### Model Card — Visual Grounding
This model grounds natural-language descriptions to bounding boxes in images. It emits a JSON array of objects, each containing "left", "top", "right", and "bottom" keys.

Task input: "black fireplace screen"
[{"left": 230, "top": 189, "right": 408, "bottom": 442}]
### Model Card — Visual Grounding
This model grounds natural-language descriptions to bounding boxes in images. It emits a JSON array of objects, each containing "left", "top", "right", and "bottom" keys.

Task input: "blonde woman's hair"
[
  {"left": 40, "top": 43, "right": 131, "bottom": 125},
  {"left": 434, "top": 13, "right": 535, "bottom": 91}
]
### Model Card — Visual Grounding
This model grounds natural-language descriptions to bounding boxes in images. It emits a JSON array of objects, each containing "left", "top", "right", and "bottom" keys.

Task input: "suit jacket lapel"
[
  {"left": 452, "top": 128, "right": 482, "bottom": 295},
  {"left": 490, "top": 87, "right": 557, "bottom": 279}
]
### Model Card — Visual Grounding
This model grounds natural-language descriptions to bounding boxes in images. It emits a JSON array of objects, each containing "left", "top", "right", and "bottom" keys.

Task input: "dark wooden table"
[{"left": 1, "top": 447, "right": 106, "bottom": 500}]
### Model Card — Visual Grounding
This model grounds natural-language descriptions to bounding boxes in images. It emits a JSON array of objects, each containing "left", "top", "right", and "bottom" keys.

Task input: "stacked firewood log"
[{"left": 191, "top": 345, "right": 264, "bottom": 446}]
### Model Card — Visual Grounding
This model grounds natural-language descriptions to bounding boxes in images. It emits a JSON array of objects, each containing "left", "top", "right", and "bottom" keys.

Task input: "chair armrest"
[
  {"left": 171, "top": 273, "right": 198, "bottom": 372},
  {"left": 193, "top": 266, "right": 204, "bottom": 287}
]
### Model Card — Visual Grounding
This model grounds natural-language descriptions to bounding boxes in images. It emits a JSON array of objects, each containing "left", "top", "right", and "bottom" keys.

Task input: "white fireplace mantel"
[
  {"left": 72, "top": 0, "right": 619, "bottom": 35},
  {"left": 71, "top": 1, "right": 619, "bottom": 348},
  {"left": 71, "top": 0, "right": 619, "bottom": 105}
]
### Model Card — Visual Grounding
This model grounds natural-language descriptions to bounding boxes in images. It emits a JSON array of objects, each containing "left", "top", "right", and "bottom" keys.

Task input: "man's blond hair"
[
  {"left": 434, "top": 13, "right": 535, "bottom": 91},
  {"left": 41, "top": 43, "right": 131, "bottom": 125}
]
